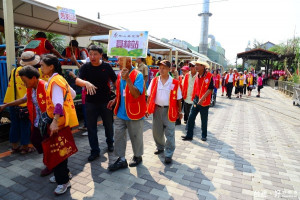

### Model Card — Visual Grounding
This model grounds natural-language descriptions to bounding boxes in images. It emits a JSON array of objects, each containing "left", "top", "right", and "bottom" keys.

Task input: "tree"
[{"left": 14, "top": 27, "right": 66, "bottom": 53}]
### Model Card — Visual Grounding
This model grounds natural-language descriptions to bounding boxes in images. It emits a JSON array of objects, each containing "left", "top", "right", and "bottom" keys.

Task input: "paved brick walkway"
[{"left": 0, "top": 86, "right": 300, "bottom": 200}]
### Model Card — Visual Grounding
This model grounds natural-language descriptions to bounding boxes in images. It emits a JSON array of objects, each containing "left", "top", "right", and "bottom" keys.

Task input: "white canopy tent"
[{"left": 0, "top": 0, "right": 119, "bottom": 76}]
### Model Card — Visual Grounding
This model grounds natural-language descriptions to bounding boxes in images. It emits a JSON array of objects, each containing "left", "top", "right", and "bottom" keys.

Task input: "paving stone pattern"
[{"left": 0, "top": 86, "right": 300, "bottom": 199}]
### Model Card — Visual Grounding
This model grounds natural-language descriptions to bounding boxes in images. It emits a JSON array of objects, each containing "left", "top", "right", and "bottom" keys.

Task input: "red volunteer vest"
[
  {"left": 213, "top": 74, "right": 220, "bottom": 88},
  {"left": 114, "top": 69, "right": 146, "bottom": 120},
  {"left": 182, "top": 73, "right": 190, "bottom": 100},
  {"left": 178, "top": 75, "right": 183, "bottom": 91},
  {"left": 225, "top": 73, "right": 236, "bottom": 84},
  {"left": 147, "top": 77, "right": 179, "bottom": 122},
  {"left": 80, "top": 48, "right": 89, "bottom": 58},
  {"left": 192, "top": 72, "right": 213, "bottom": 107},
  {"left": 25, "top": 38, "right": 50, "bottom": 56},
  {"left": 27, "top": 80, "right": 47, "bottom": 126},
  {"left": 61, "top": 47, "right": 81, "bottom": 65}
]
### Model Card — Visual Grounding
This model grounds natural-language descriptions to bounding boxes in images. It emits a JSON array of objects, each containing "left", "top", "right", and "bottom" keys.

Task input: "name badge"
[
  {"left": 169, "top": 84, "right": 175, "bottom": 90},
  {"left": 205, "top": 79, "right": 209, "bottom": 83},
  {"left": 123, "top": 89, "right": 126, "bottom": 97}
]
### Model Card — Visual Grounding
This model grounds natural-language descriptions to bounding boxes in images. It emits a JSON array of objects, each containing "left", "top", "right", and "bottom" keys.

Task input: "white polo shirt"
[{"left": 147, "top": 75, "right": 182, "bottom": 106}]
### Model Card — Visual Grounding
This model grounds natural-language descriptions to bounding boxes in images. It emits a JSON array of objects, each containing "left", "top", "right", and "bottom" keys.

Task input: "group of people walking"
[
  {"left": 0, "top": 44, "right": 215, "bottom": 195},
  {"left": 221, "top": 68, "right": 263, "bottom": 99}
]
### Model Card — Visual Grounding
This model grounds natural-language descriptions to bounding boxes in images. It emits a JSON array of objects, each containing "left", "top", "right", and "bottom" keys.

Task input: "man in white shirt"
[
  {"left": 146, "top": 60, "right": 183, "bottom": 164},
  {"left": 225, "top": 68, "right": 235, "bottom": 99},
  {"left": 182, "top": 61, "right": 198, "bottom": 124}
]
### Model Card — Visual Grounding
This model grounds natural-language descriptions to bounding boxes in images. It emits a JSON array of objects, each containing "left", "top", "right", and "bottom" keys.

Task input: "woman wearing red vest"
[
  {"left": 0, "top": 66, "right": 52, "bottom": 176},
  {"left": 146, "top": 60, "right": 183, "bottom": 164},
  {"left": 107, "top": 57, "right": 146, "bottom": 171},
  {"left": 212, "top": 70, "right": 220, "bottom": 104},
  {"left": 182, "top": 61, "right": 214, "bottom": 141}
]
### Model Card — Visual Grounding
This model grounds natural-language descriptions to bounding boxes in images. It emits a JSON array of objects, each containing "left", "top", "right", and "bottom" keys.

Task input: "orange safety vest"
[
  {"left": 147, "top": 77, "right": 180, "bottom": 122},
  {"left": 25, "top": 38, "right": 50, "bottom": 56},
  {"left": 238, "top": 75, "right": 244, "bottom": 86},
  {"left": 114, "top": 69, "right": 146, "bottom": 120},
  {"left": 46, "top": 74, "right": 79, "bottom": 129},
  {"left": 247, "top": 75, "right": 253, "bottom": 86},
  {"left": 27, "top": 79, "right": 47, "bottom": 126},
  {"left": 192, "top": 72, "right": 213, "bottom": 107},
  {"left": 182, "top": 73, "right": 190, "bottom": 100}
]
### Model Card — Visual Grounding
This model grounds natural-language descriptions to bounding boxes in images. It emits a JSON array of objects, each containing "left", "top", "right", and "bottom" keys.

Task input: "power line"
[{"left": 101, "top": 0, "right": 228, "bottom": 16}]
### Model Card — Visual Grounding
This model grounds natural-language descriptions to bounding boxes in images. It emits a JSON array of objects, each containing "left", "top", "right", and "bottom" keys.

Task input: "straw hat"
[{"left": 20, "top": 51, "right": 40, "bottom": 66}]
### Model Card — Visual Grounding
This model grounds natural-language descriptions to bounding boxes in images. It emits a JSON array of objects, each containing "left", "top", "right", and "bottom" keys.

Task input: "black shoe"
[
  {"left": 165, "top": 157, "right": 172, "bottom": 164},
  {"left": 88, "top": 154, "right": 99, "bottom": 161},
  {"left": 184, "top": 121, "right": 187, "bottom": 124},
  {"left": 154, "top": 149, "right": 164, "bottom": 155},
  {"left": 229, "top": 97, "right": 232, "bottom": 99},
  {"left": 129, "top": 156, "right": 142, "bottom": 167},
  {"left": 175, "top": 121, "right": 181, "bottom": 126},
  {"left": 181, "top": 135, "right": 186, "bottom": 138},
  {"left": 182, "top": 136, "right": 193, "bottom": 141},
  {"left": 201, "top": 138, "right": 207, "bottom": 141},
  {"left": 108, "top": 145, "right": 114, "bottom": 152},
  {"left": 108, "top": 158, "right": 128, "bottom": 171}
]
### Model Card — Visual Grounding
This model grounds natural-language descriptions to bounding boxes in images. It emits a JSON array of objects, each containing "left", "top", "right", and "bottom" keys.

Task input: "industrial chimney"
[{"left": 198, "top": 0, "right": 212, "bottom": 56}]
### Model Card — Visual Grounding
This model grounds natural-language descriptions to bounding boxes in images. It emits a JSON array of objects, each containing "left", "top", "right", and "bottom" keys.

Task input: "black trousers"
[
  {"left": 226, "top": 83, "right": 233, "bottom": 98},
  {"left": 53, "top": 158, "right": 69, "bottom": 185},
  {"left": 243, "top": 85, "right": 247, "bottom": 94},
  {"left": 86, "top": 102, "right": 114, "bottom": 155},
  {"left": 183, "top": 102, "right": 193, "bottom": 122}
]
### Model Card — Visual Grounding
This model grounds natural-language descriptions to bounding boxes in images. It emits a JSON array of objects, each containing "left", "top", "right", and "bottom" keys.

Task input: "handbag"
[
  {"left": 13, "top": 67, "right": 29, "bottom": 119},
  {"left": 42, "top": 126, "right": 78, "bottom": 170},
  {"left": 38, "top": 112, "right": 53, "bottom": 137}
]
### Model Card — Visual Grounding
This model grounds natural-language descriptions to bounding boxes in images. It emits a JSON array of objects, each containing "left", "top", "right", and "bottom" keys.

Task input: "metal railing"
[
  {"left": 267, "top": 79, "right": 297, "bottom": 97},
  {"left": 267, "top": 79, "right": 278, "bottom": 89}
]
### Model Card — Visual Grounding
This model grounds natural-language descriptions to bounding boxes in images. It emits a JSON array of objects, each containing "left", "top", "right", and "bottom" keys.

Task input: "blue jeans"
[
  {"left": 9, "top": 106, "right": 31, "bottom": 145},
  {"left": 86, "top": 102, "right": 114, "bottom": 155},
  {"left": 186, "top": 97, "right": 209, "bottom": 139}
]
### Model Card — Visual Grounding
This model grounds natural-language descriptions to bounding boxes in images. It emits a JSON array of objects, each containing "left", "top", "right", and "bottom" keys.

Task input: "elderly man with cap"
[
  {"left": 146, "top": 60, "right": 183, "bottom": 164},
  {"left": 181, "top": 62, "right": 198, "bottom": 124},
  {"left": 107, "top": 56, "right": 146, "bottom": 171},
  {"left": 182, "top": 61, "right": 214, "bottom": 141},
  {"left": 175, "top": 65, "right": 189, "bottom": 125}
]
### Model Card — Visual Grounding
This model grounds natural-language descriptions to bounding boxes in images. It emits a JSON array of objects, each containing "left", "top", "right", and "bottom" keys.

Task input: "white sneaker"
[
  {"left": 49, "top": 175, "right": 56, "bottom": 183},
  {"left": 81, "top": 132, "right": 88, "bottom": 136},
  {"left": 54, "top": 181, "right": 71, "bottom": 195},
  {"left": 49, "top": 172, "right": 72, "bottom": 183}
]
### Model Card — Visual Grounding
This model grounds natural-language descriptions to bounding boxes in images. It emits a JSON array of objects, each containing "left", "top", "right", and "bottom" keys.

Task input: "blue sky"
[{"left": 39, "top": 0, "right": 300, "bottom": 64}]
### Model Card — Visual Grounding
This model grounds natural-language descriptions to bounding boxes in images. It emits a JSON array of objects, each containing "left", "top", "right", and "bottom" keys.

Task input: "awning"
[{"left": 0, "top": 0, "right": 118, "bottom": 37}]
